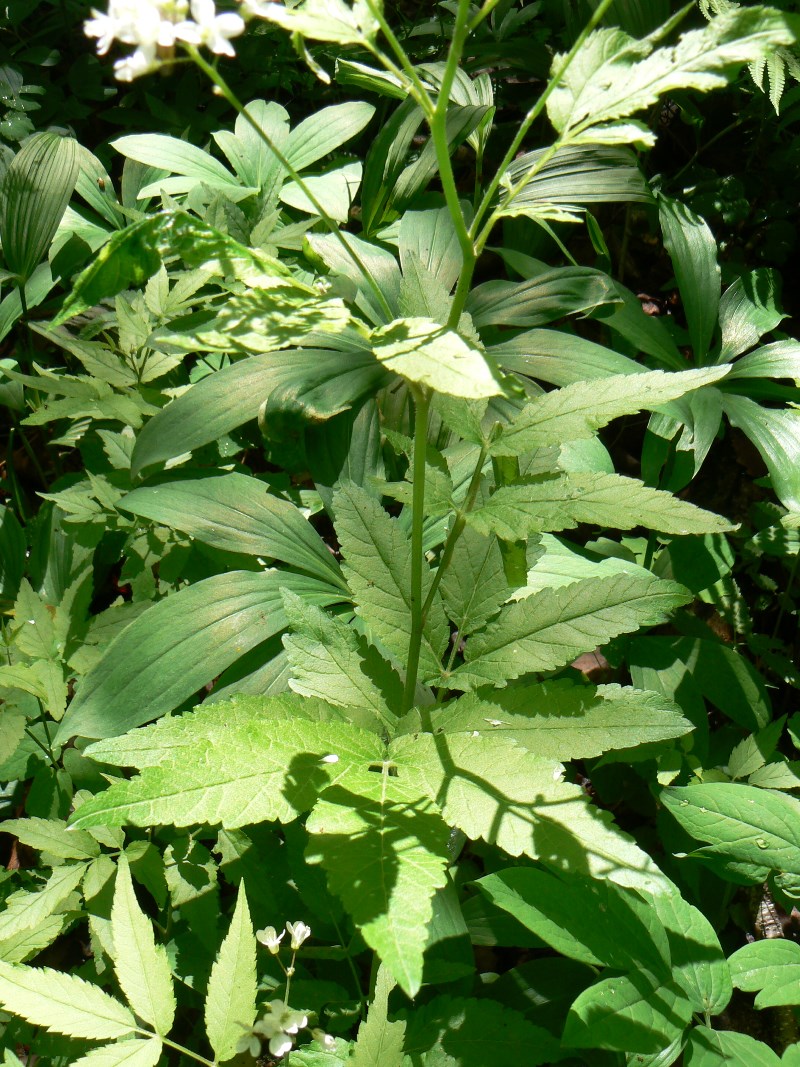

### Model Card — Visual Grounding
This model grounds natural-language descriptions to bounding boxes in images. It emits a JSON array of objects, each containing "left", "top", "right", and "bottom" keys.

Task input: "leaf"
[
  {"left": 119, "top": 471, "right": 344, "bottom": 587},
  {"left": 547, "top": 8, "right": 798, "bottom": 136},
  {"left": 371, "top": 317, "right": 502, "bottom": 399},
  {"left": 71, "top": 697, "right": 384, "bottom": 830},
  {"left": 399, "top": 203, "right": 465, "bottom": 294},
  {"left": 285, "top": 101, "right": 375, "bottom": 171},
  {"left": 685, "top": 1025, "right": 782, "bottom": 1067},
  {"left": 111, "top": 855, "right": 175, "bottom": 1035},
  {"left": 448, "top": 572, "right": 691, "bottom": 690},
  {"left": 467, "top": 267, "right": 620, "bottom": 329},
  {"left": 0, "top": 863, "right": 87, "bottom": 942},
  {"left": 350, "top": 965, "right": 405, "bottom": 1067},
  {"left": 719, "top": 269, "right": 786, "bottom": 361},
  {"left": 0, "top": 817, "right": 100, "bottom": 860},
  {"left": 257, "top": 0, "right": 380, "bottom": 44},
  {"left": 492, "top": 368, "right": 729, "bottom": 456},
  {"left": 112, "top": 134, "right": 238, "bottom": 188},
  {"left": 490, "top": 326, "right": 642, "bottom": 386},
  {"left": 55, "top": 569, "right": 345, "bottom": 743},
  {"left": 306, "top": 770, "right": 449, "bottom": 996},
  {"left": 465, "top": 472, "right": 733, "bottom": 539},
  {"left": 727, "top": 340, "right": 800, "bottom": 385},
  {"left": 69, "top": 1040, "right": 163, "bottom": 1067},
  {"left": 0, "top": 960, "right": 135, "bottom": 1039},
  {"left": 650, "top": 892, "right": 732, "bottom": 1015},
  {"left": 334, "top": 482, "right": 449, "bottom": 678},
  {"left": 392, "top": 733, "right": 670, "bottom": 894},
  {"left": 722, "top": 394, "right": 800, "bottom": 512},
  {"left": 131, "top": 342, "right": 386, "bottom": 477},
  {"left": 563, "top": 971, "right": 692, "bottom": 1054},
  {"left": 728, "top": 939, "right": 800, "bottom": 1008},
  {"left": 281, "top": 161, "right": 362, "bottom": 223},
  {"left": 659, "top": 195, "right": 720, "bottom": 362},
  {"left": 0, "top": 132, "right": 80, "bottom": 283},
  {"left": 662, "top": 783, "right": 800, "bottom": 873},
  {"left": 439, "top": 524, "right": 510, "bottom": 637},
  {"left": 422, "top": 680, "right": 692, "bottom": 761},
  {"left": 205, "top": 884, "right": 257, "bottom": 1062}
]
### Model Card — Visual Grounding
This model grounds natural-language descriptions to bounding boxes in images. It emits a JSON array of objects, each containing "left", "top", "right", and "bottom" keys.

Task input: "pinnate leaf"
[
  {"left": 351, "top": 964, "right": 405, "bottom": 1067},
  {"left": 70, "top": 1039, "right": 163, "bottom": 1066},
  {"left": 0, "top": 817, "right": 100, "bottom": 860},
  {"left": 205, "top": 883, "right": 257, "bottom": 1061}
]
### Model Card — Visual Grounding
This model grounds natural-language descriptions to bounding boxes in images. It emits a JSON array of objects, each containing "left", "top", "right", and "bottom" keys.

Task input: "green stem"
[
  {"left": 469, "top": 0, "right": 505, "bottom": 32},
  {"left": 136, "top": 1031, "right": 215, "bottom": 1066},
  {"left": 402, "top": 386, "right": 432, "bottom": 713},
  {"left": 187, "top": 47, "right": 394, "bottom": 322},
  {"left": 10, "top": 411, "right": 48, "bottom": 489},
  {"left": 364, "top": 1, "right": 435, "bottom": 116}
]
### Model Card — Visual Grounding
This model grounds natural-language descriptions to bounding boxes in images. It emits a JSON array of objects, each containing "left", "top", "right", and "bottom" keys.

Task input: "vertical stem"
[{"left": 402, "top": 386, "right": 432, "bottom": 713}]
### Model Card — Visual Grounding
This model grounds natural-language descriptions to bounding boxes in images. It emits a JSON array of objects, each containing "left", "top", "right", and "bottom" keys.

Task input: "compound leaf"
[{"left": 205, "top": 884, "right": 257, "bottom": 1061}]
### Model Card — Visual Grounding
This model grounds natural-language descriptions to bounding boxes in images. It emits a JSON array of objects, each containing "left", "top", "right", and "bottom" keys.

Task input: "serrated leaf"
[
  {"left": 0, "top": 960, "right": 135, "bottom": 1039},
  {"left": 728, "top": 938, "right": 800, "bottom": 1008},
  {"left": 0, "top": 863, "right": 87, "bottom": 942},
  {"left": 491, "top": 368, "right": 728, "bottom": 456},
  {"left": 392, "top": 733, "right": 670, "bottom": 894},
  {"left": 72, "top": 697, "right": 384, "bottom": 830},
  {"left": 448, "top": 572, "right": 691, "bottom": 690},
  {"left": 350, "top": 964, "right": 405, "bottom": 1067},
  {"left": 110, "top": 855, "right": 175, "bottom": 1034},
  {"left": 466, "top": 472, "right": 733, "bottom": 539},
  {"left": 662, "top": 783, "right": 800, "bottom": 873},
  {"left": 306, "top": 769, "right": 450, "bottom": 997},
  {"left": 371, "top": 317, "right": 502, "bottom": 399},
  {"left": 70, "top": 1039, "right": 163, "bottom": 1066},
  {"left": 205, "top": 883, "right": 257, "bottom": 1061},
  {"left": 0, "top": 817, "right": 100, "bottom": 860},
  {"left": 55, "top": 569, "right": 344, "bottom": 743},
  {"left": 439, "top": 524, "right": 510, "bottom": 637},
  {"left": 0, "top": 914, "right": 67, "bottom": 964},
  {"left": 421, "top": 680, "right": 692, "bottom": 761},
  {"left": 685, "top": 1024, "right": 782, "bottom": 1067},
  {"left": 334, "top": 482, "right": 448, "bottom": 678}
]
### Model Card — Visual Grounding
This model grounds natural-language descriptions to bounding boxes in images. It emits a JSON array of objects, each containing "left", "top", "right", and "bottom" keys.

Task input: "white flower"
[
  {"left": 282, "top": 1008, "right": 308, "bottom": 1034},
  {"left": 181, "top": 0, "right": 244, "bottom": 55},
  {"left": 114, "top": 44, "right": 160, "bottom": 80},
  {"left": 256, "top": 925, "right": 285, "bottom": 954},
  {"left": 268, "top": 1033, "right": 293, "bottom": 1058},
  {"left": 286, "top": 920, "right": 312, "bottom": 950}
]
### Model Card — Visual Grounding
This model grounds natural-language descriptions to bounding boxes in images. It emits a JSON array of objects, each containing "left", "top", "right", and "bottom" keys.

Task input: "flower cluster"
[
  {"left": 84, "top": 0, "right": 244, "bottom": 80},
  {"left": 251, "top": 1000, "right": 310, "bottom": 1060}
]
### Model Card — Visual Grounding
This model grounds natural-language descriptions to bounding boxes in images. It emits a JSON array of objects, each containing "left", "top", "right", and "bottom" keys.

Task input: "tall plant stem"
[
  {"left": 187, "top": 48, "right": 394, "bottom": 322},
  {"left": 402, "top": 386, "right": 432, "bottom": 713}
]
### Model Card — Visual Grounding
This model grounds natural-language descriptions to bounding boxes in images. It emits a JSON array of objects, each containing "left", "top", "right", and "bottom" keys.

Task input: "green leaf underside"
[
  {"left": 205, "top": 884, "right": 257, "bottom": 1060},
  {"left": 351, "top": 965, "right": 406, "bottom": 1067},
  {"left": 72, "top": 696, "right": 385, "bottom": 830},
  {"left": 0, "top": 817, "right": 100, "bottom": 860},
  {"left": 447, "top": 573, "right": 691, "bottom": 690},
  {"left": 306, "top": 770, "right": 450, "bottom": 997},
  {"left": 466, "top": 472, "right": 733, "bottom": 539},
  {"left": 68, "top": 1039, "right": 163, "bottom": 1066}
]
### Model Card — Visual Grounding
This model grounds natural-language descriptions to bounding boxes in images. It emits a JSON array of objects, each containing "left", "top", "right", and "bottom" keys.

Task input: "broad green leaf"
[
  {"left": 0, "top": 959, "right": 135, "bottom": 1039},
  {"left": 564, "top": 972, "right": 692, "bottom": 1054},
  {"left": 205, "top": 884, "right": 257, "bottom": 1061},
  {"left": 0, "top": 817, "right": 99, "bottom": 860},
  {"left": 448, "top": 572, "right": 691, "bottom": 690},
  {"left": 308, "top": 230, "right": 402, "bottom": 324},
  {"left": 334, "top": 482, "right": 449, "bottom": 679},
  {"left": 306, "top": 770, "right": 450, "bottom": 997},
  {"left": 371, "top": 317, "right": 502, "bottom": 399},
  {"left": 70, "top": 1040, "right": 163, "bottom": 1066},
  {"left": 722, "top": 394, "right": 800, "bottom": 512},
  {"left": 0, "top": 863, "right": 87, "bottom": 942},
  {"left": 112, "top": 134, "right": 238, "bottom": 187},
  {"left": 492, "top": 368, "right": 729, "bottom": 456},
  {"left": 72, "top": 698, "right": 384, "bottom": 830},
  {"left": 659, "top": 196, "right": 720, "bottom": 362},
  {"left": 111, "top": 856, "right": 175, "bottom": 1035},
  {"left": 257, "top": 0, "right": 380, "bottom": 44},
  {"left": 0, "top": 263, "right": 55, "bottom": 343},
  {"left": 285, "top": 101, "right": 375, "bottom": 171},
  {"left": 685, "top": 1025, "right": 782, "bottom": 1067},
  {"left": 718, "top": 269, "right": 786, "bottom": 362},
  {"left": 281, "top": 161, "right": 362, "bottom": 222},
  {"left": 392, "top": 733, "right": 670, "bottom": 894},
  {"left": 727, "top": 340, "right": 800, "bottom": 385},
  {"left": 282, "top": 592, "right": 397, "bottom": 730},
  {"left": 439, "top": 525, "right": 509, "bottom": 637},
  {"left": 467, "top": 267, "right": 620, "bottom": 329},
  {"left": 466, "top": 472, "right": 733, "bottom": 539},
  {"left": 55, "top": 570, "right": 344, "bottom": 743},
  {"left": 662, "top": 783, "right": 800, "bottom": 873},
  {"left": 490, "top": 326, "right": 641, "bottom": 386},
  {"left": 729, "top": 939, "right": 800, "bottom": 1008},
  {"left": 119, "top": 471, "right": 344, "bottom": 588},
  {"left": 351, "top": 964, "right": 405, "bottom": 1067},
  {"left": 421, "top": 680, "right": 692, "bottom": 761},
  {"left": 476, "top": 869, "right": 671, "bottom": 975},
  {"left": 131, "top": 341, "right": 386, "bottom": 477},
  {"left": 547, "top": 9, "right": 799, "bottom": 136},
  {"left": 0, "top": 132, "right": 80, "bottom": 283},
  {"left": 651, "top": 892, "right": 732, "bottom": 1015},
  {"left": 399, "top": 203, "right": 465, "bottom": 294}
]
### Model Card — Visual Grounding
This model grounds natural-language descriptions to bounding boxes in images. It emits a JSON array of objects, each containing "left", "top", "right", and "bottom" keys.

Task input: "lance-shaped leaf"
[
  {"left": 119, "top": 471, "right": 344, "bottom": 588},
  {"left": 335, "top": 482, "right": 449, "bottom": 678},
  {"left": 728, "top": 940, "right": 800, "bottom": 1009},
  {"left": 306, "top": 769, "right": 450, "bottom": 997},
  {"left": 413, "top": 680, "right": 692, "bottom": 761},
  {"left": 0, "top": 133, "right": 80, "bottom": 284},
  {"left": 351, "top": 965, "right": 406, "bottom": 1067},
  {"left": 659, "top": 195, "right": 720, "bottom": 363},
  {"left": 722, "top": 393, "right": 800, "bottom": 513},
  {"left": 466, "top": 471, "right": 733, "bottom": 539},
  {"left": 491, "top": 367, "right": 728, "bottom": 456},
  {"left": 0, "top": 863, "right": 87, "bottom": 942},
  {"left": 0, "top": 960, "right": 135, "bottom": 1040},
  {"left": 111, "top": 856, "right": 175, "bottom": 1035},
  {"left": 71, "top": 699, "right": 385, "bottom": 830},
  {"left": 662, "top": 783, "right": 800, "bottom": 874},
  {"left": 447, "top": 572, "right": 691, "bottom": 690},
  {"left": 70, "top": 1040, "right": 163, "bottom": 1066},
  {"left": 439, "top": 525, "right": 510, "bottom": 637},
  {"left": 371, "top": 317, "right": 502, "bottom": 399},
  {"left": 547, "top": 8, "right": 799, "bottom": 136},
  {"left": 258, "top": 0, "right": 380, "bottom": 43},
  {"left": 205, "top": 884, "right": 257, "bottom": 1062},
  {"left": 467, "top": 267, "right": 620, "bottom": 329},
  {"left": 0, "top": 818, "right": 100, "bottom": 861},
  {"left": 391, "top": 733, "right": 670, "bottom": 894}
]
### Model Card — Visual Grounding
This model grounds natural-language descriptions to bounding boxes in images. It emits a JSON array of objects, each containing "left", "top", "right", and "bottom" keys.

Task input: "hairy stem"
[{"left": 402, "top": 386, "right": 432, "bottom": 713}]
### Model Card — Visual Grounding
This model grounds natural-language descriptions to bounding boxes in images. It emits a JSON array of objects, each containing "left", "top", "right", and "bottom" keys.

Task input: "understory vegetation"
[{"left": 4, "top": 0, "right": 800, "bottom": 1063}]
